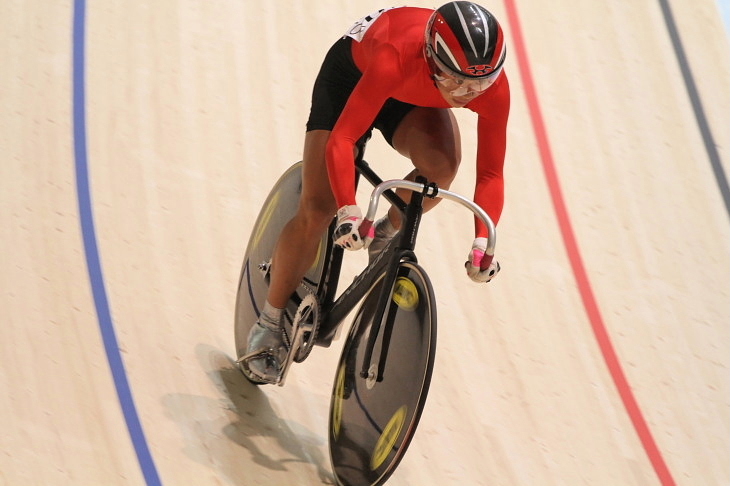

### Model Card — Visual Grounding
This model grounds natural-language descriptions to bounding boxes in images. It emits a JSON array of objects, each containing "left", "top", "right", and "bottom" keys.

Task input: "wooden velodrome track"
[{"left": 2, "top": 1, "right": 728, "bottom": 485}]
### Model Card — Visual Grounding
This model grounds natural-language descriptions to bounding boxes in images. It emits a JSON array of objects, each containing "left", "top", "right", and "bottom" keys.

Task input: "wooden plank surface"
[{"left": 2, "top": 1, "right": 727, "bottom": 484}]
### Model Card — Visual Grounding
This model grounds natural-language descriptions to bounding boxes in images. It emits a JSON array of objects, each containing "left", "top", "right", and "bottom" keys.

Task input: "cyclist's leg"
[
  {"left": 243, "top": 130, "right": 335, "bottom": 383},
  {"left": 387, "top": 107, "right": 461, "bottom": 227},
  {"left": 244, "top": 37, "right": 357, "bottom": 382},
  {"left": 264, "top": 36, "right": 359, "bottom": 309},
  {"left": 266, "top": 129, "right": 337, "bottom": 309}
]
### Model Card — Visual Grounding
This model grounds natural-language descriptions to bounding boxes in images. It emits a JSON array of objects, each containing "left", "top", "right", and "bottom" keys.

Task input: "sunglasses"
[{"left": 433, "top": 66, "right": 503, "bottom": 97}]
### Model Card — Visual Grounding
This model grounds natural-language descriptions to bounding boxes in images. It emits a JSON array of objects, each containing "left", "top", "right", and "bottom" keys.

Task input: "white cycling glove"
[
  {"left": 465, "top": 237, "right": 501, "bottom": 283},
  {"left": 333, "top": 205, "right": 372, "bottom": 250}
]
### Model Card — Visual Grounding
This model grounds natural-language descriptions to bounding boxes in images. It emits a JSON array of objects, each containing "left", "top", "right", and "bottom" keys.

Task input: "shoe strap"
[{"left": 258, "top": 313, "right": 283, "bottom": 332}]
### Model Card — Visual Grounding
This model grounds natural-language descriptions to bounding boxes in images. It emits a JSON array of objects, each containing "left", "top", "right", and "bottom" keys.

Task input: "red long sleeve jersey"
[{"left": 328, "top": 7, "right": 510, "bottom": 237}]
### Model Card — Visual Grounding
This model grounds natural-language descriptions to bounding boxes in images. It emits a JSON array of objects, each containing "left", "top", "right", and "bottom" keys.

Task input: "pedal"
[
  {"left": 236, "top": 349, "right": 283, "bottom": 385},
  {"left": 237, "top": 292, "right": 319, "bottom": 386}
]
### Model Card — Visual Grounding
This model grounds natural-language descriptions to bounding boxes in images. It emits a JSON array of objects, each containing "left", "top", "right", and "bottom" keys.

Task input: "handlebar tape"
[
  {"left": 358, "top": 219, "right": 374, "bottom": 240},
  {"left": 480, "top": 253, "right": 494, "bottom": 272}
]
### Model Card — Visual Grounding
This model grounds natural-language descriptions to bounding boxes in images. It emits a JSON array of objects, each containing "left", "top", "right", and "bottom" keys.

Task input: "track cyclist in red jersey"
[{"left": 244, "top": 1, "right": 509, "bottom": 384}]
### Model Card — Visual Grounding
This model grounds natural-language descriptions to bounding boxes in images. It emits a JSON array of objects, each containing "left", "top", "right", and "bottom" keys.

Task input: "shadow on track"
[{"left": 161, "top": 344, "right": 334, "bottom": 485}]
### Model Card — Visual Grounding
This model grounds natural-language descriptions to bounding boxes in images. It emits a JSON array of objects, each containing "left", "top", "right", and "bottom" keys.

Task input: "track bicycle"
[{"left": 233, "top": 149, "right": 496, "bottom": 486}]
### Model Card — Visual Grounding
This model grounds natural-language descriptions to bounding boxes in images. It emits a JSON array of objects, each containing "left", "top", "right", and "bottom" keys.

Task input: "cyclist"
[{"left": 244, "top": 1, "right": 509, "bottom": 384}]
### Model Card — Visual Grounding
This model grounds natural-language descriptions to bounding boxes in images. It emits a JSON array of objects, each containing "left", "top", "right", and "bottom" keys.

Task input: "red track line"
[{"left": 500, "top": 1, "right": 676, "bottom": 485}]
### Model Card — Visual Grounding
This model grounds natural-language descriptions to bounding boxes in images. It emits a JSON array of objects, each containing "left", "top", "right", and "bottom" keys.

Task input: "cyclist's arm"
[
  {"left": 472, "top": 75, "right": 510, "bottom": 238},
  {"left": 326, "top": 46, "right": 400, "bottom": 208}
]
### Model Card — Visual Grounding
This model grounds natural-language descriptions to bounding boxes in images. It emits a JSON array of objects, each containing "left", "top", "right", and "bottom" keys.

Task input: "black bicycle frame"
[
  {"left": 314, "top": 158, "right": 404, "bottom": 344},
  {"left": 314, "top": 156, "right": 435, "bottom": 381}
]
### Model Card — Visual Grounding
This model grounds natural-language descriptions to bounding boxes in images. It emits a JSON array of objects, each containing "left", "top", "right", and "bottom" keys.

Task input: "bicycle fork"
[{"left": 360, "top": 179, "right": 435, "bottom": 384}]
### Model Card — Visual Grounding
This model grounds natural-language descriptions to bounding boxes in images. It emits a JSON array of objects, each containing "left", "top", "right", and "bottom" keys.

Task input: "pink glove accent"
[
  {"left": 465, "top": 237, "right": 500, "bottom": 283},
  {"left": 333, "top": 205, "right": 371, "bottom": 250},
  {"left": 470, "top": 247, "right": 485, "bottom": 267}
]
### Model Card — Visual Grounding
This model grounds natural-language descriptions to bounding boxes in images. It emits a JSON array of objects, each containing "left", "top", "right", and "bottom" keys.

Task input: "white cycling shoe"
[{"left": 241, "top": 314, "right": 288, "bottom": 384}]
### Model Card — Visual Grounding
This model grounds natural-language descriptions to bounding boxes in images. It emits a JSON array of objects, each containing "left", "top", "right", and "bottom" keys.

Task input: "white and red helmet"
[{"left": 425, "top": 2, "right": 506, "bottom": 80}]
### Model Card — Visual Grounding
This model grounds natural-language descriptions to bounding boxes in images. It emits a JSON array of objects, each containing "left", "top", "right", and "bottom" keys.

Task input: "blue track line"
[{"left": 72, "top": 1, "right": 162, "bottom": 484}]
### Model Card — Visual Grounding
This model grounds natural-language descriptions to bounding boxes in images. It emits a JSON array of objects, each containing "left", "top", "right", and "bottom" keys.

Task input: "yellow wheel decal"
[
  {"left": 370, "top": 405, "right": 407, "bottom": 470},
  {"left": 392, "top": 277, "right": 418, "bottom": 311},
  {"left": 309, "top": 237, "right": 323, "bottom": 272},
  {"left": 251, "top": 190, "right": 281, "bottom": 248},
  {"left": 252, "top": 187, "right": 323, "bottom": 273},
  {"left": 332, "top": 363, "right": 346, "bottom": 439}
]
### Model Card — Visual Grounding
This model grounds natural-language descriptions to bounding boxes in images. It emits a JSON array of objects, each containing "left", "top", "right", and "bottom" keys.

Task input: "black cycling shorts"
[{"left": 306, "top": 36, "right": 416, "bottom": 147}]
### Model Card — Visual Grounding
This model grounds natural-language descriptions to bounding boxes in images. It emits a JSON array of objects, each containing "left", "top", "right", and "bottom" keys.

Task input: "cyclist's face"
[{"left": 433, "top": 69, "right": 501, "bottom": 107}]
